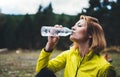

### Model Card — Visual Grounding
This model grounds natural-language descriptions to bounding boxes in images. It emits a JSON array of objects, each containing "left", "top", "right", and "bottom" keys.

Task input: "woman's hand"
[{"left": 45, "top": 25, "right": 62, "bottom": 52}]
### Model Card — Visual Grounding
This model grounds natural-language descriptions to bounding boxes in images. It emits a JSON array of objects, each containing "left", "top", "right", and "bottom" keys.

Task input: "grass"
[
  {"left": 0, "top": 47, "right": 120, "bottom": 77},
  {"left": 0, "top": 51, "right": 38, "bottom": 77},
  {"left": 112, "top": 53, "right": 120, "bottom": 77}
]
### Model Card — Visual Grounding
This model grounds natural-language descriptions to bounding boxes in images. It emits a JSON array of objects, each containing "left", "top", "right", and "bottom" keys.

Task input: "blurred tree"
[
  {"left": 41, "top": 3, "right": 56, "bottom": 25},
  {"left": 82, "top": 0, "right": 120, "bottom": 46},
  {"left": 1, "top": 15, "right": 17, "bottom": 49},
  {"left": 16, "top": 14, "right": 33, "bottom": 49},
  {"left": 33, "top": 3, "right": 56, "bottom": 49},
  {"left": 102, "top": 0, "right": 109, "bottom": 6},
  {"left": 32, "top": 5, "right": 44, "bottom": 49},
  {"left": 0, "top": 0, "right": 119, "bottom": 50},
  {"left": 0, "top": 13, "right": 5, "bottom": 48},
  {"left": 117, "top": 0, "right": 120, "bottom": 4},
  {"left": 57, "top": 14, "right": 69, "bottom": 27},
  {"left": 89, "top": 0, "right": 101, "bottom": 9},
  {"left": 105, "top": 1, "right": 120, "bottom": 45}
]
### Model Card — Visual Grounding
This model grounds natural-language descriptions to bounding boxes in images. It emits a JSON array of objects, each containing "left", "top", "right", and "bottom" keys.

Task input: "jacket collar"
[{"left": 70, "top": 47, "right": 99, "bottom": 62}]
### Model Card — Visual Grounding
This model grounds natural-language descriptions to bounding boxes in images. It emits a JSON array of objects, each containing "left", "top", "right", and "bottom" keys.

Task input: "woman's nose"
[{"left": 72, "top": 26, "right": 76, "bottom": 30}]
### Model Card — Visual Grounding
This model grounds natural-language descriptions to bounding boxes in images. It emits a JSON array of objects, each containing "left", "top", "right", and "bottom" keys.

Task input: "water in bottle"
[{"left": 41, "top": 26, "right": 73, "bottom": 36}]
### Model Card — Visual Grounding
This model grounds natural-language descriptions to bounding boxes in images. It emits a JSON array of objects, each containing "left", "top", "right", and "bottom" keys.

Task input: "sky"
[{"left": 0, "top": 0, "right": 89, "bottom": 15}]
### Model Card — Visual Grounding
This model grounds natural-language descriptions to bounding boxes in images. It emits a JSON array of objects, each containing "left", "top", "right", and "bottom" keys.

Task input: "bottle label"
[{"left": 41, "top": 26, "right": 72, "bottom": 36}]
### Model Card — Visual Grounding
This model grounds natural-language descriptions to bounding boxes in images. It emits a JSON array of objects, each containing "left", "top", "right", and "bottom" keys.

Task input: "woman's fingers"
[{"left": 54, "top": 24, "right": 63, "bottom": 28}]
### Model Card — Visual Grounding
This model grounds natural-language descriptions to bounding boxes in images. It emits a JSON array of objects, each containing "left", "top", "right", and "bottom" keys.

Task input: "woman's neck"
[{"left": 78, "top": 41, "right": 90, "bottom": 57}]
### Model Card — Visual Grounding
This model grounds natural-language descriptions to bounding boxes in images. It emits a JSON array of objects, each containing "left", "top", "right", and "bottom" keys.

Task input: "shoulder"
[
  {"left": 97, "top": 64, "right": 116, "bottom": 77},
  {"left": 57, "top": 47, "right": 77, "bottom": 58},
  {"left": 97, "top": 54, "right": 111, "bottom": 69},
  {"left": 96, "top": 55, "right": 116, "bottom": 77},
  {"left": 61, "top": 46, "right": 77, "bottom": 54}
]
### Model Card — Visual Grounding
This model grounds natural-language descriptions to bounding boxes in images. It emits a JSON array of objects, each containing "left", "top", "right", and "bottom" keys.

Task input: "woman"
[{"left": 36, "top": 15, "right": 116, "bottom": 77}]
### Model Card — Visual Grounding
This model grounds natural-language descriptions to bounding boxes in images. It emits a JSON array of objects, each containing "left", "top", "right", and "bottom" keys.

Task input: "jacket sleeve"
[
  {"left": 36, "top": 48, "right": 68, "bottom": 73},
  {"left": 97, "top": 64, "right": 116, "bottom": 77}
]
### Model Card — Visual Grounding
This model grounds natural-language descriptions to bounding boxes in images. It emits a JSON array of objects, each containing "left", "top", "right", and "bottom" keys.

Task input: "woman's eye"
[{"left": 78, "top": 24, "right": 82, "bottom": 27}]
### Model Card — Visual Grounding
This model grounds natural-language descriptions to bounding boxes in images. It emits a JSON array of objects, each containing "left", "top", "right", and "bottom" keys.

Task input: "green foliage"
[
  {"left": 15, "top": 14, "right": 33, "bottom": 49},
  {"left": 83, "top": 0, "right": 120, "bottom": 46},
  {"left": 89, "top": 0, "right": 101, "bottom": 9},
  {"left": 0, "top": 1, "right": 120, "bottom": 50},
  {"left": 1, "top": 15, "right": 18, "bottom": 49}
]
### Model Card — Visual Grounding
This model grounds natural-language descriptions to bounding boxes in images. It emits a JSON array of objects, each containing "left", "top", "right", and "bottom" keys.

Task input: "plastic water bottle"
[{"left": 41, "top": 26, "right": 72, "bottom": 36}]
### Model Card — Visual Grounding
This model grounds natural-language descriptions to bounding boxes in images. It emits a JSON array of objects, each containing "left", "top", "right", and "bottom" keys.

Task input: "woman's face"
[{"left": 70, "top": 19, "right": 89, "bottom": 43}]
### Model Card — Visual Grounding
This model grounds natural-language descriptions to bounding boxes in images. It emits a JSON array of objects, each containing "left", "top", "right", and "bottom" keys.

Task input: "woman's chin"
[{"left": 70, "top": 35, "right": 75, "bottom": 42}]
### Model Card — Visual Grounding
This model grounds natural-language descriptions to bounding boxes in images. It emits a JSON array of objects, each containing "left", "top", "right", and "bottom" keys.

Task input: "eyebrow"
[
  {"left": 76, "top": 20, "right": 83, "bottom": 25},
  {"left": 76, "top": 20, "right": 81, "bottom": 25}
]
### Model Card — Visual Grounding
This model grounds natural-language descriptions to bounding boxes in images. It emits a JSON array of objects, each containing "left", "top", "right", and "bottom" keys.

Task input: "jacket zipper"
[{"left": 75, "top": 56, "right": 85, "bottom": 77}]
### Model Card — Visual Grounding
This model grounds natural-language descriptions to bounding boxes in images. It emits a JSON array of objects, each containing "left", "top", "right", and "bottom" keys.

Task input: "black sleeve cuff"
[{"left": 44, "top": 48, "right": 53, "bottom": 52}]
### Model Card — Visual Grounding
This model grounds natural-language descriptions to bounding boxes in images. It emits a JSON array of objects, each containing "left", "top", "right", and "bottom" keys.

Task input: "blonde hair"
[{"left": 77, "top": 15, "right": 106, "bottom": 52}]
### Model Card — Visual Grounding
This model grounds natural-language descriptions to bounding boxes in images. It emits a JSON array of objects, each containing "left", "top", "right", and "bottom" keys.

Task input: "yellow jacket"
[{"left": 36, "top": 47, "right": 116, "bottom": 77}]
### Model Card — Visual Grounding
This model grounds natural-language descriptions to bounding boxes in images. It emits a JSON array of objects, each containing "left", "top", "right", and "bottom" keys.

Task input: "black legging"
[{"left": 35, "top": 68, "right": 56, "bottom": 77}]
